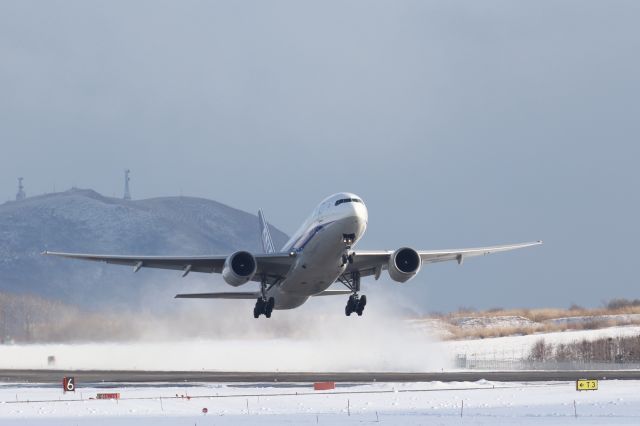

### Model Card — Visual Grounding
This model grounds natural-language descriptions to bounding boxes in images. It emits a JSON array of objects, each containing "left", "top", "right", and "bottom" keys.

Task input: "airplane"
[{"left": 44, "top": 192, "right": 541, "bottom": 318}]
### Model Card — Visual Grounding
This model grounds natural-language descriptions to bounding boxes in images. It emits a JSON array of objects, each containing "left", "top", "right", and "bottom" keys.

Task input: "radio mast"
[
  {"left": 16, "top": 177, "right": 26, "bottom": 201},
  {"left": 123, "top": 170, "right": 131, "bottom": 200}
]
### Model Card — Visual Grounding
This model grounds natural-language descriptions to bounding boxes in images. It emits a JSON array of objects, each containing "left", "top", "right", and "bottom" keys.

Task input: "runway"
[{"left": 1, "top": 369, "right": 639, "bottom": 384}]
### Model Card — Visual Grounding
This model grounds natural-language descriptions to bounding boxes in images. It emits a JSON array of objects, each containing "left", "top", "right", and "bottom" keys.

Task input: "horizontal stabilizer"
[{"left": 175, "top": 292, "right": 258, "bottom": 299}]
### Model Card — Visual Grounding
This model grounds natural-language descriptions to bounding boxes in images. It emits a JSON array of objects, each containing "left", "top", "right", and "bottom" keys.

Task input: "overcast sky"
[{"left": 1, "top": 1, "right": 639, "bottom": 312}]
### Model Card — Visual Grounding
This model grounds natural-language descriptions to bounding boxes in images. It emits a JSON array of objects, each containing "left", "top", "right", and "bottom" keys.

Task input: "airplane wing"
[
  {"left": 42, "top": 251, "right": 294, "bottom": 281},
  {"left": 344, "top": 241, "right": 542, "bottom": 279}
]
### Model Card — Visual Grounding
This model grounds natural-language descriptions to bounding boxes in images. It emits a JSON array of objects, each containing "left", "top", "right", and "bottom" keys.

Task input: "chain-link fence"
[{"left": 455, "top": 354, "right": 640, "bottom": 370}]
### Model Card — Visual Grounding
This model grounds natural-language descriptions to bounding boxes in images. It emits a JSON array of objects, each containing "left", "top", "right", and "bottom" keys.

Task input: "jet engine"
[
  {"left": 388, "top": 247, "right": 421, "bottom": 283},
  {"left": 222, "top": 251, "right": 257, "bottom": 286}
]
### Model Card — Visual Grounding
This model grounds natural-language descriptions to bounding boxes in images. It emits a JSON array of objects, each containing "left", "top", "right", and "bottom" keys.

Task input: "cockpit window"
[{"left": 335, "top": 198, "right": 362, "bottom": 206}]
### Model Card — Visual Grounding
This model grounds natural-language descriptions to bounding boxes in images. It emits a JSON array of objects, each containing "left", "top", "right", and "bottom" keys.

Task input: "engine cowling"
[
  {"left": 222, "top": 251, "right": 257, "bottom": 287},
  {"left": 388, "top": 247, "right": 421, "bottom": 283}
]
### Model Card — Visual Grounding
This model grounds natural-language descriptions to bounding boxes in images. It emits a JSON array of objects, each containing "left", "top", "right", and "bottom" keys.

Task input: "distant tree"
[
  {"left": 554, "top": 344, "right": 572, "bottom": 362},
  {"left": 529, "top": 339, "right": 551, "bottom": 362}
]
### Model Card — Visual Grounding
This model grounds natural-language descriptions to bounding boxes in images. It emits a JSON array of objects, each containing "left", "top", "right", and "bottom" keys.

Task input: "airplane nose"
[
  {"left": 360, "top": 203, "right": 368, "bottom": 222},
  {"left": 351, "top": 201, "right": 368, "bottom": 224}
]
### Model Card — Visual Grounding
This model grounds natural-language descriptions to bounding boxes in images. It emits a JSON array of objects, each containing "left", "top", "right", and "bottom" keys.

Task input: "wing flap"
[
  {"left": 175, "top": 292, "right": 259, "bottom": 299},
  {"left": 312, "top": 290, "right": 353, "bottom": 297}
]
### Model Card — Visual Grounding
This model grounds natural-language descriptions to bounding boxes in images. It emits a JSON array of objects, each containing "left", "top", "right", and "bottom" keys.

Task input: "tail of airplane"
[{"left": 258, "top": 209, "right": 276, "bottom": 254}]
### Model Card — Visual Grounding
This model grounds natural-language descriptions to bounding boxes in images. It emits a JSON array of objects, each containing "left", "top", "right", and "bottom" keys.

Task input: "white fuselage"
[{"left": 267, "top": 193, "right": 368, "bottom": 309}]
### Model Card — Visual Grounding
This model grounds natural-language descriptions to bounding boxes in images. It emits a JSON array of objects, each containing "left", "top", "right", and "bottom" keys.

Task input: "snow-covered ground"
[
  {"left": 450, "top": 315, "right": 536, "bottom": 329},
  {"left": 444, "top": 325, "right": 640, "bottom": 360},
  {"left": 0, "top": 323, "right": 638, "bottom": 424},
  {"left": 0, "top": 380, "right": 638, "bottom": 425},
  {"left": 0, "top": 337, "right": 448, "bottom": 371},
  {"left": 0, "top": 325, "right": 637, "bottom": 371}
]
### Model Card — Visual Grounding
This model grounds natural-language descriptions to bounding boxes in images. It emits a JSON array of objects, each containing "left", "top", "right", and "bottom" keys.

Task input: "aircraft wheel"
[
  {"left": 356, "top": 295, "right": 367, "bottom": 316},
  {"left": 345, "top": 295, "right": 358, "bottom": 316},
  {"left": 254, "top": 298, "right": 265, "bottom": 318},
  {"left": 265, "top": 297, "right": 275, "bottom": 318}
]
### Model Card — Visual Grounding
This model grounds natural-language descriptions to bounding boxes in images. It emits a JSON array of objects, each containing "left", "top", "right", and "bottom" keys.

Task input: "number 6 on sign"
[{"left": 63, "top": 377, "right": 75, "bottom": 393}]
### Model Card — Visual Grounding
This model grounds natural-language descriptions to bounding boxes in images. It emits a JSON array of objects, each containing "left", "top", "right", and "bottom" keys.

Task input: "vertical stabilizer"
[{"left": 258, "top": 209, "right": 276, "bottom": 254}]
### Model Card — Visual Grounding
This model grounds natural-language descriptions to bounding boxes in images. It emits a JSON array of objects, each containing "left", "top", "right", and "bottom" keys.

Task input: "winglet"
[{"left": 258, "top": 209, "right": 276, "bottom": 254}]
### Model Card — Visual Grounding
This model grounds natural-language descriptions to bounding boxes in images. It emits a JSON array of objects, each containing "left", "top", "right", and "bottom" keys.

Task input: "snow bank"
[{"left": 0, "top": 380, "right": 639, "bottom": 425}]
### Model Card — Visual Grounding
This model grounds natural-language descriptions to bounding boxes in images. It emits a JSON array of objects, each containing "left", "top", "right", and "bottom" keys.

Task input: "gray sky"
[{"left": 1, "top": 1, "right": 639, "bottom": 312}]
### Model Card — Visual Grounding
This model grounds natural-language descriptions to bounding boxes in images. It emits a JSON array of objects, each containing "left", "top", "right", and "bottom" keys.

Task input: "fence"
[{"left": 455, "top": 354, "right": 640, "bottom": 370}]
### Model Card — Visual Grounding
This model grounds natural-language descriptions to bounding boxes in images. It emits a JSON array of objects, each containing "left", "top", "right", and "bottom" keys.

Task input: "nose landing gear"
[
  {"left": 342, "top": 233, "right": 356, "bottom": 245},
  {"left": 340, "top": 252, "right": 354, "bottom": 267}
]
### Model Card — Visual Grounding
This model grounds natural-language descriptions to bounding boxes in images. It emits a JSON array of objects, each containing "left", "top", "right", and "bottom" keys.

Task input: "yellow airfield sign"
[{"left": 576, "top": 379, "right": 598, "bottom": 391}]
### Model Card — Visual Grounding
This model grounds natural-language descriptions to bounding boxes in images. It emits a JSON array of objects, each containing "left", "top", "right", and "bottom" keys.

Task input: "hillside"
[
  {"left": 0, "top": 189, "right": 288, "bottom": 308},
  {"left": 409, "top": 302, "right": 640, "bottom": 341}
]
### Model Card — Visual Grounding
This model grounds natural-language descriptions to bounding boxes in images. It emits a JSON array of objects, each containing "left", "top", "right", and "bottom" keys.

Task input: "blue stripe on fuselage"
[{"left": 290, "top": 220, "right": 336, "bottom": 253}]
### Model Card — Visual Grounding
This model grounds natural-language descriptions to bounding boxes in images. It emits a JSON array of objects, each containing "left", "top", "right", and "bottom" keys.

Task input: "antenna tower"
[
  {"left": 123, "top": 170, "right": 131, "bottom": 200},
  {"left": 16, "top": 177, "right": 26, "bottom": 201}
]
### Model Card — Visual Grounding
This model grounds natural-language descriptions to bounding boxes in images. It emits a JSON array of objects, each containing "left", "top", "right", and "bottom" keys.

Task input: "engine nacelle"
[
  {"left": 388, "top": 247, "right": 421, "bottom": 283},
  {"left": 222, "top": 251, "right": 257, "bottom": 287}
]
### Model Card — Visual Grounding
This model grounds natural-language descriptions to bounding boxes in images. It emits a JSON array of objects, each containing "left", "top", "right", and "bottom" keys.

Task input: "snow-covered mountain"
[{"left": 0, "top": 189, "right": 288, "bottom": 308}]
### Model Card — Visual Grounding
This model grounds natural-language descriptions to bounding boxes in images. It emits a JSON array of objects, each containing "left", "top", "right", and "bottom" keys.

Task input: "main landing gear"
[
  {"left": 254, "top": 297, "right": 275, "bottom": 318},
  {"left": 338, "top": 271, "right": 367, "bottom": 317},
  {"left": 254, "top": 275, "right": 275, "bottom": 318},
  {"left": 345, "top": 294, "right": 366, "bottom": 316}
]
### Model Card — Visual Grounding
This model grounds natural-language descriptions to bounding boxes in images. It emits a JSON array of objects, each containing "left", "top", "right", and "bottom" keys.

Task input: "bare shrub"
[
  {"left": 606, "top": 298, "right": 640, "bottom": 310},
  {"left": 554, "top": 343, "right": 573, "bottom": 362},
  {"left": 528, "top": 335, "right": 640, "bottom": 363},
  {"left": 529, "top": 339, "right": 552, "bottom": 361}
]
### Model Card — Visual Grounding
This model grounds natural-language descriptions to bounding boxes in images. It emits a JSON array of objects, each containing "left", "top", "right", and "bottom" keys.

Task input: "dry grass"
[
  {"left": 427, "top": 303, "right": 640, "bottom": 340},
  {"left": 443, "top": 305, "right": 640, "bottom": 322},
  {"left": 443, "top": 320, "right": 624, "bottom": 340}
]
